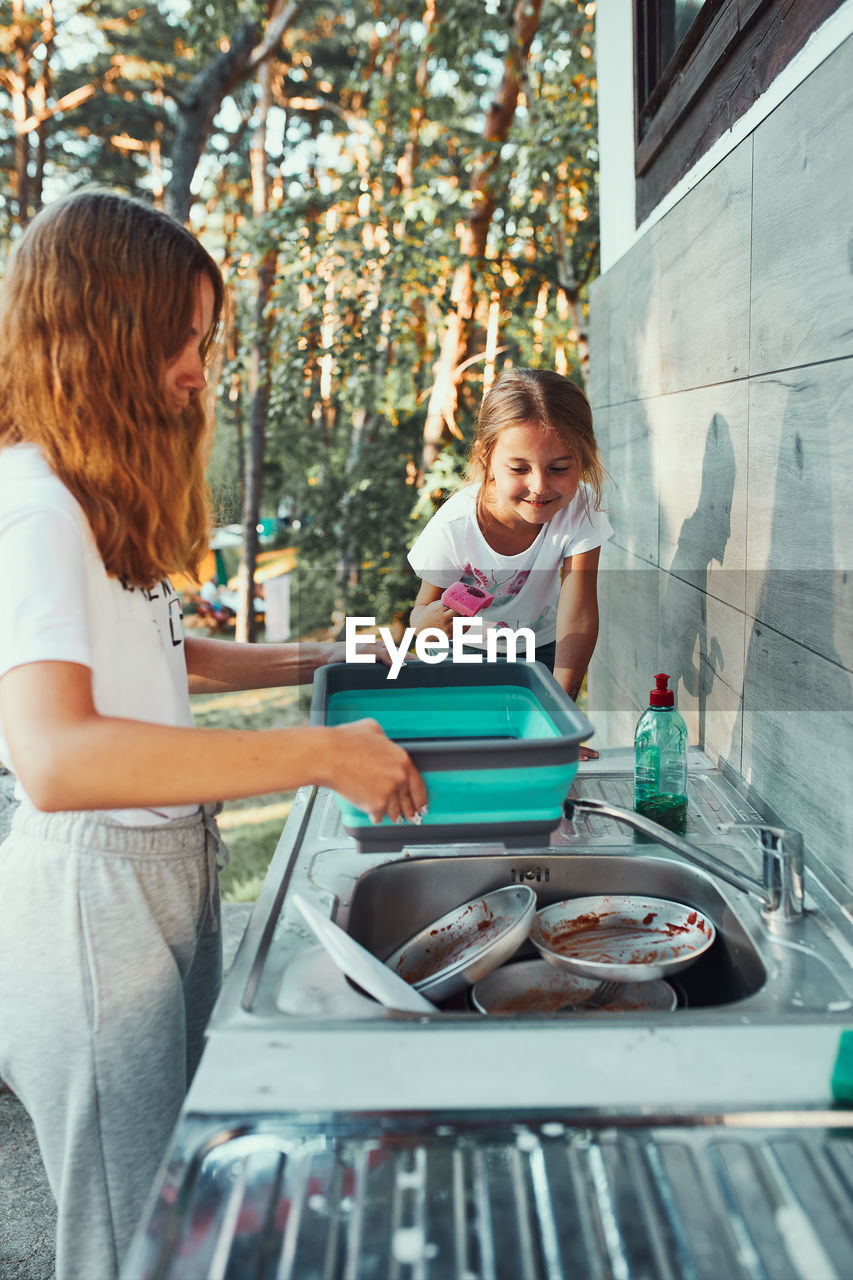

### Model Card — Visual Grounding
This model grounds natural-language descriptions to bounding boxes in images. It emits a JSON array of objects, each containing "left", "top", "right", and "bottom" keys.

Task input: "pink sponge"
[{"left": 440, "top": 580, "right": 495, "bottom": 616}]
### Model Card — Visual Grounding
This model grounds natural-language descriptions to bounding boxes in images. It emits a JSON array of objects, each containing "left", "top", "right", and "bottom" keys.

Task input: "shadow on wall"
[
  {"left": 660, "top": 413, "right": 736, "bottom": 748},
  {"left": 728, "top": 375, "right": 853, "bottom": 879}
]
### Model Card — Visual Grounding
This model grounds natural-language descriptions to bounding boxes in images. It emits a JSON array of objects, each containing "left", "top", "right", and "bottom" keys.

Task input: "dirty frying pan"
[
  {"left": 385, "top": 885, "right": 537, "bottom": 1001},
  {"left": 530, "top": 894, "right": 715, "bottom": 984}
]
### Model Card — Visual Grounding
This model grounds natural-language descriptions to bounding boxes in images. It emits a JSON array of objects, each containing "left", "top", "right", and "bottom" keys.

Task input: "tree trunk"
[
  {"left": 515, "top": 50, "right": 596, "bottom": 391},
  {"left": 421, "top": 0, "right": 543, "bottom": 475},
  {"left": 165, "top": 1, "right": 300, "bottom": 224},
  {"left": 235, "top": 51, "right": 277, "bottom": 644},
  {"left": 10, "top": 0, "right": 32, "bottom": 226}
]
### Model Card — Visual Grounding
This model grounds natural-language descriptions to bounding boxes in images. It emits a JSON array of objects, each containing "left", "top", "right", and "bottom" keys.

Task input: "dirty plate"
[
  {"left": 530, "top": 894, "right": 715, "bottom": 983},
  {"left": 472, "top": 959, "right": 677, "bottom": 1014},
  {"left": 385, "top": 885, "right": 537, "bottom": 1001},
  {"left": 292, "top": 895, "right": 436, "bottom": 1014}
]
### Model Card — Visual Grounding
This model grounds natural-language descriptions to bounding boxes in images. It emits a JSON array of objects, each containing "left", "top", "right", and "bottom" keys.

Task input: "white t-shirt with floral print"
[{"left": 407, "top": 482, "right": 613, "bottom": 648}]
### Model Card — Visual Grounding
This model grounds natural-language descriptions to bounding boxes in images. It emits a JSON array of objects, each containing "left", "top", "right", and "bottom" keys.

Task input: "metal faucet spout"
[{"left": 562, "top": 798, "right": 804, "bottom": 921}]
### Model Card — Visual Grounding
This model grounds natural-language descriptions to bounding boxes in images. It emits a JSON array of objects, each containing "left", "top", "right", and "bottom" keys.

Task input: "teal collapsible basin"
[{"left": 310, "top": 660, "right": 594, "bottom": 850}]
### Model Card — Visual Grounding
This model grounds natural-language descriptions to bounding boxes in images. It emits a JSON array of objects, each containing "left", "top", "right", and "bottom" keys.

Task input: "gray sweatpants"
[{"left": 0, "top": 801, "right": 225, "bottom": 1280}]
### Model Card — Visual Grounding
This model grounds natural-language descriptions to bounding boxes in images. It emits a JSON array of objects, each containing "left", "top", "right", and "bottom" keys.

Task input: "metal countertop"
[{"left": 123, "top": 749, "right": 853, "bottom": 1278}]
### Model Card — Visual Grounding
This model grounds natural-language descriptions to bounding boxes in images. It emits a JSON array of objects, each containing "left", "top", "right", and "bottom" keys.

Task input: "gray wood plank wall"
[{"left": 588, "top": 34, "right": 853, "bottom": 888}]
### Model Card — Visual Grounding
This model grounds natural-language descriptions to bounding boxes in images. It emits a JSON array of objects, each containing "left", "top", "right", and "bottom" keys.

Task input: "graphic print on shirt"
[
  {"left": 166, "top": 595, "right": 183, "bottom": 647},
  {"left": 150, "top": 580, "right": 185, "bottom": 648},
  {"left": 121, "top": 577, "right": 185, "bottom": 648},
  {"left": 455, "top": 565, "right": 549, "bottom": 634},
  {"left": 460, "top": 564, "right": 530, "bottom": 601}
]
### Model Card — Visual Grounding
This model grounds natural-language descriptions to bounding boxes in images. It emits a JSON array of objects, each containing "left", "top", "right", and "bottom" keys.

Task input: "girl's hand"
[
  {"left": 322, "top": 719, "right": 427, "bottom": 825},
  {"left": 410, "top": 580, "right": 456, "bottom": 638},
  {"left": 579, "top": 744, "right": 599, "bottom": 762},
  {"left": 412, "top": 599, "right": 456, "bottom": 637}
]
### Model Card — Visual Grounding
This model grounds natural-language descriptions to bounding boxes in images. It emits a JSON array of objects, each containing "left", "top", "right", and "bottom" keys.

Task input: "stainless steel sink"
[
  {"left": 129, "top": 762, "right": 853, "bottom": 1279},
  {"left": 210, "top": 769, "right": 853, "bottom": 1027},
  {"left": 345, "top": 852, "right": 766, "bottom": 1009}
]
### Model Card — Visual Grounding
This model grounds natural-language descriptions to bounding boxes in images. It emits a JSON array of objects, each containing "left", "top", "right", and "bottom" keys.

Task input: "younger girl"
[
  {"left": 0, "top": 189, "right": 425, "bottom": 1280},
  {"left": 408, "top": 367, "right": 611, "bottom": 754}
]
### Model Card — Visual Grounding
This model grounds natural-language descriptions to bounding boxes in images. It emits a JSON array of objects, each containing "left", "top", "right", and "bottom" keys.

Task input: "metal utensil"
[
  {"left": 566, "top": 979, "right": 624, "bottom": 1010},
  {"left": 385, "top": 885, "right": 537, "bottom": 1001},
  {"left": 530, "top": 894, "right": 716, "bottom": 983},
  {"left": 292, "top": 894, "right": 436, "bottom": 1013}
]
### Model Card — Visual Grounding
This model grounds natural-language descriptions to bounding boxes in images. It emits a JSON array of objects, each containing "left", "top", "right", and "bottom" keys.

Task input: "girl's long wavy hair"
[
  {"left": 468, "top": 367, "right": 608, "bottom": 524},
  {"left": 0, "top": 188, "right": 224, "bottom": 588}
]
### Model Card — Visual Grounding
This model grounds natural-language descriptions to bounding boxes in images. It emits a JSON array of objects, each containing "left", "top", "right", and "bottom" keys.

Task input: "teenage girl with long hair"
[
  {"left": 0, "top": 189, "right": 425, "bottom": 1280},
  {"left": 408, "top": 367, "right": 612, "bottom": 757}
]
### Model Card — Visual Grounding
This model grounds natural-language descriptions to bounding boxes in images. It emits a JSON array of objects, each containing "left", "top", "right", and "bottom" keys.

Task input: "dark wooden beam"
[{"left": 633, "top": 0, "right": 846, "bottom": 225}]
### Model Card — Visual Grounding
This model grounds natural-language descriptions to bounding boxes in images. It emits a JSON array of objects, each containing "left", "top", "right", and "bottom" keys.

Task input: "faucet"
[{"left": 561, "top": 798, "right": 804, "bottom": 922}]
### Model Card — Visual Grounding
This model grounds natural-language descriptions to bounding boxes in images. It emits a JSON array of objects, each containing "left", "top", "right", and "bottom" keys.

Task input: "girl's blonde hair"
[
  {"left": 0, "top": 188, "right": 224, "bottom": 588},
  {"left": 468, "top": 367, "right": 607, "bottom": 522}
]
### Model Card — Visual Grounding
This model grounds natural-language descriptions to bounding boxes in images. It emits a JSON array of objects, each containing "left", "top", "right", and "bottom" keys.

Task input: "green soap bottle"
[{"left": 634, "top": 673, "right": 688, "bottom": 833}]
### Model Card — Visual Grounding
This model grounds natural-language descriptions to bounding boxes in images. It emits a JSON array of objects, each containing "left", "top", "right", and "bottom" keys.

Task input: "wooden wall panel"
[
  {"left": 658, "top": 139, "right": 752, "bottom": 393},
  {"left": 750, "top": 34, "right": 853, "bottom": 374},
  {"left": 590, "top": 544, "right": 662, "bottom": 747},
  {"left": 742, "top": 623, "right": 853, "bottom": 886},
  {"left": 656, "top": 380, "right": 749, "bottom": 612},
  {"left": 635, "top": 0, "right": 847, "bottom": 223},
  {"left": 589, "top": 34, "right": 853, "bottom": 881},
  {"left": 605, "top": 221, "right": 663, "bottom": 405},
  {"left": 658, "top": 571, "right": 746, "bottom": 769},
  {"left": 746, "top": 360, "right": 853, "bottom": 667},
  {"left": 601, "top": 398, "right": 659, "bottom": 566}
]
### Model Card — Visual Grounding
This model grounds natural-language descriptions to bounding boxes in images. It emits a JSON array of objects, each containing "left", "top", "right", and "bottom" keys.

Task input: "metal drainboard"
[
  {"left": 126, "top": 1117, "right": 853, "bottom": 1279},
  {"left": 311, "top": 769, "right": 761, "bottom": 859},
  {"left": 314, "top": 767, "right": 763, "bottom": 850},
  {"left": 562, "top": 772, "right": 759, "bottom": 845}
]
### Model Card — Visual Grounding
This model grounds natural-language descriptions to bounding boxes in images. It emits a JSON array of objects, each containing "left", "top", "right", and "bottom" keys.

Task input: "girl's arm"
[
  {"left": 184, "top": 633, "right": 406, "bottom": 693},
  {"left": 0, "top": 660, "right": 426, "bottom": 825},
  {"left": 554, "top": 547, "right": 602, "bottom": 759},
  {"left": 184, "top": 634, "right": 346, "bottom": 694},
  {"left": 410, "top": 580, "right": 455, "bottom": 636}
]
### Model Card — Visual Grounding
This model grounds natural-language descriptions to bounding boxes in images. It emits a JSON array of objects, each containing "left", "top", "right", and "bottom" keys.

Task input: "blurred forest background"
[{"left": 1, "top": 0, "right": 599, "bottom": 647}]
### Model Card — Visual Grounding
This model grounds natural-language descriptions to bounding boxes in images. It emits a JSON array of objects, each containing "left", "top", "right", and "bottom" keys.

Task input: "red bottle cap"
[{"left": 649, "top": 673, "right": 674, "bottom": 707}]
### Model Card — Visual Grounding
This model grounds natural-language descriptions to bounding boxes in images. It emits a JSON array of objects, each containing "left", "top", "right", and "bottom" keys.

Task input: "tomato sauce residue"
[
  {"left": 394, "top": 904, "right": 501, "bottom": 984},
  {"left": 540, "top": 907, "right": 710, "bottom": 967},
  {"left": 486, "top": 981, "right": 672, "bottom": 1015},
  {"left": 494, "top": 986, "right": 572, "bottom": 1014}
]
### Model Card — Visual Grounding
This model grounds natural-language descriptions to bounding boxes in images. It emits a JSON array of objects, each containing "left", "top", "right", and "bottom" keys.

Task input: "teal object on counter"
[
  {"left": 311, "top": 660, "right": 593, "bottom": 850},
  {"left": 326, "top": 684, "right": 560, "bottom": 742},
  {"left": 831, "top": 1030, "right": 853, "bottom": 1104}
]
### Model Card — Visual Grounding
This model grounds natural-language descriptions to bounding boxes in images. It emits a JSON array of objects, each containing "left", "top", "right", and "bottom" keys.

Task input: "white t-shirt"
[
  {"left": 407, "top": 482, "right": 613, "bottom": 647},
  {"left": 0, "top": 444, "right": 198, "bottom": 825}
]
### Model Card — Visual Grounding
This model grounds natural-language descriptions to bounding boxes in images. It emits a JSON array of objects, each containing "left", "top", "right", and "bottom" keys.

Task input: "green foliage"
[
  {"left": 411, "top": 441, "right": 471, "bottom": 528},
  {"left": 208, "top": 0, "right": 600, "bottom": 635}
]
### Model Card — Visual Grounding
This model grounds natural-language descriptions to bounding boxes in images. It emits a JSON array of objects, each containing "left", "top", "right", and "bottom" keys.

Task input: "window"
[
  {"left": 636, "top": 0, "right": 710, "bottom": 128},
  {"left": 633, "top": 0, "right": 846, "bottom": 224}
]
